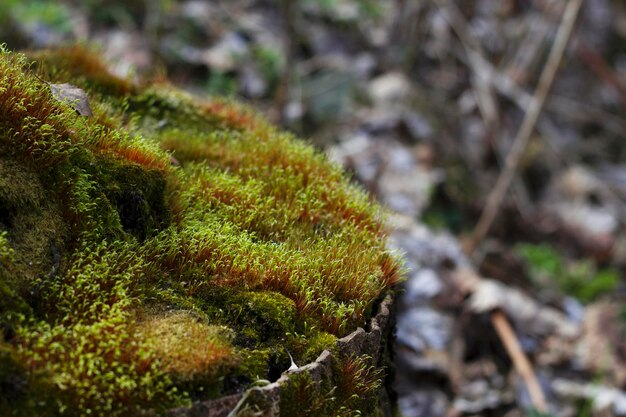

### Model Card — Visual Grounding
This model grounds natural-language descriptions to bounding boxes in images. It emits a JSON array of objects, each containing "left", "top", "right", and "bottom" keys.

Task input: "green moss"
[
  {"left": 0, "top": 231, "right": 13, "bottom": 265},
  {"left": 301, "top": 331, "right": 337, "bottom": 363},
  {"left": 30, "top": 46, "right": 134, "bottom": 97},
  {"left": 279, "top": 372, "right": 335, "bottom": 417},
  {"left": 0, "top": 45, "right": 400, "bottom": 415},
  {"left": 278, "top": 354, "right": 382, "bottom": 417},
  {"left": 97, "top": 161, "right": 171, "bottom": 239},
  {"left": 0, "top": 158, "right": 68, "bottom": 318},
  {"left": 0, "top": 342, "right": 58, "bottom": 417},
  {"left": 233, "top": 291, "right": 297, "bottom": 341},
  {"left": 331, "top": 354, "right": 382, "bottom": 416},
  {"left": 14, "top": 314, "right": 182, "bottom": 416},
  {"left": 0, "top": 229, "right": 31, "bottom": 324},
  {"left": 137, "top": 311, "right": 237, "bottom": 398},
  {"left": 237, "top": 348, "right": 272, "bottom": 381}
]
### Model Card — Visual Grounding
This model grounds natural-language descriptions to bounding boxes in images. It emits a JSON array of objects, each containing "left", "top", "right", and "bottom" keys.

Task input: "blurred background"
[{"left": 3, "top": 0, "right": 626, "bottom": 416}]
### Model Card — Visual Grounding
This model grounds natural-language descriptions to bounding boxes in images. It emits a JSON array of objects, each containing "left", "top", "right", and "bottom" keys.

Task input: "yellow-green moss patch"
[{"left": 0, "top": 45, "right": 400, "bottom": 416}]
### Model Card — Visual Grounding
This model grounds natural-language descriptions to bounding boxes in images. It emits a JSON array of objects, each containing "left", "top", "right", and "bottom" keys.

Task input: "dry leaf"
[
  {"left": 49, "top": 83, "right": 93, "bottom": 116},
  {"left": 468, "top": 278, "right": 579, "bottom": 338}
]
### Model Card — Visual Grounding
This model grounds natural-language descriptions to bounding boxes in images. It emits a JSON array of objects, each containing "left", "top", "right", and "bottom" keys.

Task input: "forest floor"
[{"left": 3, "top": 0, "right": 626, "bottom": 416}]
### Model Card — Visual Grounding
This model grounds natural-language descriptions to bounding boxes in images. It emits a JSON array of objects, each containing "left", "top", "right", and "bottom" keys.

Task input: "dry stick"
[
  {"left": 434, "top": 0, "right": 498, "bottom": 126},
  {"left": 452, "top": 267, "right": 549, "bottom": 413},
  {"left": 432, "top": 1, "right": 499, "bottom": 132},
  {"left": 268, "top": 0, "right": 295, "bottom": 125},
  {"left": 491, "top": 310, "right": 548, "bottom": 413},
  {"left": 449, "top": 45, "right": 626, "bottom": 137},
  {"left": 466, "top": 0, "right": 584, "bottom": 255},
  {"left": 578, "top": 41, "right": 626, "bottom": 109},
  {"left": 435, "top": 0, "right": 531, "bottom": 217},
  {"left": 452, "top": 1, "right": 581, "bottom": 413}
]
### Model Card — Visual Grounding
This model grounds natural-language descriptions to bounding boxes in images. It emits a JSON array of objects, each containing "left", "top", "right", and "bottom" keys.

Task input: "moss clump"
[
  {"left": 0, "top": 231, "right": 13, "bottom": 262},
  {"left": 300, "top": 331, "right": 337, "bottom": 364},
  {"left": 231, "top": 291, "right": 297, "bottom": 342},
  {"left": 279, "top": 372, "right": 335, "bottom": 417},
  {"left": 278, "top": 354, "right": 382, "bottom": 417},
  {"left": 137, "top": 311, "right": 237, "bottom": 398},
  {"left": 0, "top": 45, "right": 400, "bottom": 416},
  {"left": 0, "top": 342, "right": 58, "bottom": 417}
]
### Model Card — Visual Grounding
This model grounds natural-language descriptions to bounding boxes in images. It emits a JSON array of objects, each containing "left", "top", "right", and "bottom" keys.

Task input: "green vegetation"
[
  {"left": 303, "top": 0, "right": 384, "bottom": 19},
  {"left": 205, "top": 71, "right": 238, "bottom": 97},
  {"left": 0, "top": 45, "right": 399, "bottom": 416},
  {"left": 279, "top": 354, "right": 382, "bottom": 417},
  {"left": 252, "top": 46, "right": 284, "bottom": 95},
  {"left": 0, "top": 0, "right": 73, "bottom": 34},
  {"left": 0, "top": 231, "right": 13, "bottom": 263},
  {"left": 517, "top": 243, "right": 619, "bottom": 303}
]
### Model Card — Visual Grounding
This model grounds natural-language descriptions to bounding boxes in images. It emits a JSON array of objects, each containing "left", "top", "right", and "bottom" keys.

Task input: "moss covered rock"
[{"left": 0, "top": 45, "right": 401, "bottom": 416}]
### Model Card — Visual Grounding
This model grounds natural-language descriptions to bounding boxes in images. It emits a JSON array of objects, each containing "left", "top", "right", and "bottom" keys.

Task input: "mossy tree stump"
[{"left": 0, "top": 46, "right": 401, "bottom": 417}]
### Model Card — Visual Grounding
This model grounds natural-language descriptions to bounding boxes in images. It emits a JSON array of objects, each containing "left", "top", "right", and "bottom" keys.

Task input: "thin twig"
[
  {"left": 434, "top": 0, "right": 532, "bottom": 216},
  {"left": 268, "top": 0, "right": 296, "bottom": 125},
  {"left": 505, "top": 16, "right": 551, "bottom": 86},
  {"left": 448, "top": 268, "right": 554, "bottom": 413},
  {"left": 491, "top": 310, "right": 547, "bottom": 413},
  {"left": 449, "top": 44, "right": 626, "bottom": 136},
  {"left": 578, "top": 41, "right": 626, "bottom": 109},
  {"left": 466, "top": 0, "right": 584, "bottom": 255},
  {"left": 433, "top": 0, "right": 499, "bottom": 127}
]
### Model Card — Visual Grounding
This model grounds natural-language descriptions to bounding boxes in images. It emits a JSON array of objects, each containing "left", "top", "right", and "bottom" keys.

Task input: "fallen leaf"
[
  {"left": 49, "top": 83, "right": 93, "bottom": 116},
  {"left": 468, "top": 278, "right": 580, "bottom": 338}
]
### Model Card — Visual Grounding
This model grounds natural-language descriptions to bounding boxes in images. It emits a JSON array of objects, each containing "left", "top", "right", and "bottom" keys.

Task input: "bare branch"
[{"left": 466, "top": 0, "right": 584, "bottom": 254}]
